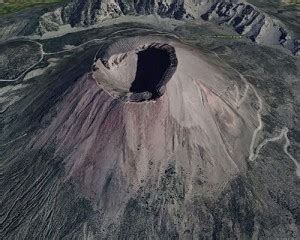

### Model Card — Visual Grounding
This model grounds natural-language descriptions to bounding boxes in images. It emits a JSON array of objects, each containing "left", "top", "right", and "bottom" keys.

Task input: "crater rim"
[{"left": 94, "top": 42, "right": 178, "bottom": 103}]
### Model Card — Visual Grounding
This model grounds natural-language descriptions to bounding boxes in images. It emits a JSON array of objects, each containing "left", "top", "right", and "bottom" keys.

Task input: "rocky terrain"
[
  {"left": 34, "top": 0, "right": 300, "bottom": 55},
  {"left": 0, "top": 0, "right": 300, "bottom": 239}
]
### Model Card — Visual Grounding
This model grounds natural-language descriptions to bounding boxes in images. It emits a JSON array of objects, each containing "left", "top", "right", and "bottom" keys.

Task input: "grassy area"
[
  {"left": 281, "top": 0, "right": 300, "bottom": 4},
  {"left": 0, "top": 0, "right": 64, "bottom": 16}
]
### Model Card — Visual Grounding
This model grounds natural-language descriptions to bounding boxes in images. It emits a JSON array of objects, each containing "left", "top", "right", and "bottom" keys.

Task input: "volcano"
[
  {"left": 27, "top": 36, "right": 259, "bottom": 221},
  {"left": 1, "top": 1, "right": 300, "bottom": 239}
]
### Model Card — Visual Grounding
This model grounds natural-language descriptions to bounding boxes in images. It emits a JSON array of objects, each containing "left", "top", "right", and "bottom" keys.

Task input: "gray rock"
[{"left": 35, "top": 0, "right": 300, "bottom": 54}]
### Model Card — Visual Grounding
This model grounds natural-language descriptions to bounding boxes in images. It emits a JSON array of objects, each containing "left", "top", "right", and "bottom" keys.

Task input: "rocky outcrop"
[
  {"left": 36, "top": 0, "right": 188, "bottom": 34},
  {"left": 36, "top": 0, "right": 299, "bottom": 55},
  {"left": 201, "top": 1, "right": 299, "bottom": 55},
  {"left": 34, "top": 0, "right": 211, "bottom": 33}
]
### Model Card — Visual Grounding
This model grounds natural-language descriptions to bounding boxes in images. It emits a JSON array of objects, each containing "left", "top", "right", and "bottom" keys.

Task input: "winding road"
[{"left": 213, "top": 51, "right": 299, "bottom": 178}]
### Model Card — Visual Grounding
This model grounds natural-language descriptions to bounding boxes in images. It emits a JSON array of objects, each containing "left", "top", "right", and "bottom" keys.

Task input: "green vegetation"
[
  {"left": 281, "top": 0, "right": 300, "bottom": 5},
  {"left": 0, "top": 0, "right": 64, "bottom": 16}
]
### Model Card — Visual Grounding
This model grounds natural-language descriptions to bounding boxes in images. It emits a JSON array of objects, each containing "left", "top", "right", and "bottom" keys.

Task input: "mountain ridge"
[{"left": 36, "top": 0, "right": 299, "bottom": 55}]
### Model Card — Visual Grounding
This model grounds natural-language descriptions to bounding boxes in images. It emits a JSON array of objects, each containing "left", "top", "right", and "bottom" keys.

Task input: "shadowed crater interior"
[
  {"left": 130, "top": 47, "right": 173, "bottom": 96},
  {"left": 132, "top": 44, "right": 177, "bottom": 101},
  {"left": 96, "top": 42, "right": 178, "bottom": 102}
]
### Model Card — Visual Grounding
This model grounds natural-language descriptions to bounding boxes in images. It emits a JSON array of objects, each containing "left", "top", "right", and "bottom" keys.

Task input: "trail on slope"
[{"left": 213, "top": 52, "right": 299, "bottom": 178}]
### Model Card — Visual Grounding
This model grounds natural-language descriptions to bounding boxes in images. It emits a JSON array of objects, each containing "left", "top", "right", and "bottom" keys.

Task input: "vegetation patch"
[{"left": 0, "top": 0, "right": 64, "bottom": 16}]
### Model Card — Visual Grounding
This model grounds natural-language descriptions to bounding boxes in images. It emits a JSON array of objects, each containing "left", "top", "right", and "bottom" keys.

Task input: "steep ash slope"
[
  {"left": 37, "top": 0, "right": 299, "bottom": 54},
  {"left": 30, "top": 35, "right": 256, "bottom": 216}
]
